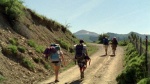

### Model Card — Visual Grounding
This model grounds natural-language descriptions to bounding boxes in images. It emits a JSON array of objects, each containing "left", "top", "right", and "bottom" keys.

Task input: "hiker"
[
  {"left": 43, "top": 43, "right": 65, "bottom": 83},
  {"left": 74, "top": 40, "right": 88, "bottom": 79},
  {"left": 103, "top": 37, "right": 109, "bottom": 55},
  {"left": 111, "top": 37, "right": 118, "bottom": 56}
]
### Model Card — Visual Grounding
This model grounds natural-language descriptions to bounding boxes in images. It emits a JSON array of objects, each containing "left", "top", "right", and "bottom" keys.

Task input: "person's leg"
[
  {"left": 112, "top": 46, "right": 117, "bottom": 55},
  {"left": 55, "top": 66, "right": 60, "bottom": 81},
  {"left": 80, "top": 62, "right": 87, "bottom": 79},
  {"left": 105, "top": 45, "right": 108, "bottom": 55},
  {"left": 52, "top": 63, "right": 60, "bottom": 82}
]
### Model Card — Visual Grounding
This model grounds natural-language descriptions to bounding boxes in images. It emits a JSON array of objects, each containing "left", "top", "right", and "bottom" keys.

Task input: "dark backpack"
[
  {"left": 103, "top": 38, "right": 109, "bottom": 45},
  {"left": 75, "top": 44, "right": 86, "bottom": 60}
]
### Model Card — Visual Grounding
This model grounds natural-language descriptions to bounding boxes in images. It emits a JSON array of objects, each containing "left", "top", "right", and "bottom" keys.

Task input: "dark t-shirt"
[
  {"left": 103, "top": 38, "right": 109, "bottom": 45},
  {"left": 112, "top": 39, "right": 118, "bottom": 45}
]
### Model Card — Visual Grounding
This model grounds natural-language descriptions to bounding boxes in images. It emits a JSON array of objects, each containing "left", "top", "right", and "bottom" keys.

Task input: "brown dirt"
[{"left": 37, "top": 44, "right": 124, "bottom": 84}]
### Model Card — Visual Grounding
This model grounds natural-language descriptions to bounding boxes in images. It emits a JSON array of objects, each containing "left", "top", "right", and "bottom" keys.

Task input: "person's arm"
[
  {"left": 43, "top": 48, "right": 49, "bottom": 60},
  {"left": 60, "top": 51, "right": 65, "bottom": 66}
]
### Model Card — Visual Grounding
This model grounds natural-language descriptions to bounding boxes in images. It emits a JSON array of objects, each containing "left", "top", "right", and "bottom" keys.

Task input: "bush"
[
  {"left": 17, "top": 46, "right": 25, "bottom": 53},
  {"left": 35, "top": 45, "right": 44, "bottom": 53},
  {"left": 27, "top": 40, "right": 36, "bottom": 48},
  {"left": 9, "top": 38, "right": 18, "bottom": 45},
  {"left": 57, "top": 39, "right": 70, "bottom": 51},
  {"left": 116, "top": 43, "right": 146, "bottom": 84},
  {"left": 8, "top": 45, "right": 17, "bottom": 54},
  {"left": 0, "top": 74, "right": 5, "bottom": 82},
  {"left": 118, "top": 41, "right": 128, "bottom": 46},
  {"left": 22, "top": 58, "right": 34, "bottom": 71},
  {"left": 0, "top": 0, "right": 24, "bottom": 20},
  {"left": 137, "top": 78, "right": 150, "bottom": 84},
  {"left": 44, "top": 63, "right": 51, "bottom": 70},
  {"left": 33, "top": 58, "right": 41, "bottom": 63}
]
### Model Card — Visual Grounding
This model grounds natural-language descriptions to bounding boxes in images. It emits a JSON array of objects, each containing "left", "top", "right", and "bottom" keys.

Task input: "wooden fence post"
[
  {"left": 140, "top": 38, "right": 142, "bottom": 55},
  {"left": 145, "top": 36, "right": 148, "bottom": 76}
]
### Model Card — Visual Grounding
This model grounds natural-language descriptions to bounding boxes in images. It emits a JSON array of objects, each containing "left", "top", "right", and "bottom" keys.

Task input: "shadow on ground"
[{"left": 69, "top": 79, "right": 83, "bottom": 84}]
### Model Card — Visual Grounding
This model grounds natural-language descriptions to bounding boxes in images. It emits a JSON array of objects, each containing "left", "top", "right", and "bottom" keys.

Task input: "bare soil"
[{"left": 37, "top": 44, "right": 124, "bottom": 84}]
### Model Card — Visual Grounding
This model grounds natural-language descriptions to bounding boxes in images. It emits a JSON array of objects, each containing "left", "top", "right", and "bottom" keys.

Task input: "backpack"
[
  {"left": 103, "top": 38, "right": 109, "bottom": 45},
  {"left": 75, "top": 44, "right": 86, "bottom": 60},
  {"left": 49, "top": 44, "right": 60, "bottom": 62}
]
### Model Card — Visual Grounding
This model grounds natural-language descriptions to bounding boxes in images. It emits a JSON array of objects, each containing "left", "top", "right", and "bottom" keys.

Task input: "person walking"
[
  {"left": 43, "top": 43, "right": 65, "bottom": 83},
  {"left": 74, "top": 40, "right": 88, "bottom": 79},
  {"left": 111, "top": 37, "right": 118, "bottom": 56},
  {"left": 103, "top": 37, "right": 109, "bottom": 55}
]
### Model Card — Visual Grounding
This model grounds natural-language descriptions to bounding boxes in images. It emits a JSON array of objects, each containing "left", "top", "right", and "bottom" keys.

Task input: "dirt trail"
[{"left": 37, "top": 44, "right": 124, "bottom": 84}]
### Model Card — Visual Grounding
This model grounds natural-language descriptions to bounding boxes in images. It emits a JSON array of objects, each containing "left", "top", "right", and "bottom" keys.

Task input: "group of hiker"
[
  {"left": 103, "top": 37, "right": 118, "bottom": 56},
  {"left": 43, "top": 37, "right": 118, "bottom": 83}
]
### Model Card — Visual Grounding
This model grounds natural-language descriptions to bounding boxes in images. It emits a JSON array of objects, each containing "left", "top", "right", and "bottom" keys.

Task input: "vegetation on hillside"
[
  {"left": 116, "top": 43, "right": 148, "bottom": 84},
  {"left": 0, "top": 0, "right": 24, "bottom": 20},
  {"left": 116, "top": 32, "right": 150, "bottom": 84}
]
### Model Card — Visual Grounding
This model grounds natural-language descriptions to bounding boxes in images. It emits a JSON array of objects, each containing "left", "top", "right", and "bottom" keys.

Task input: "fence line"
[{"left": 130, "top": 36, "right": 150, "bottom": 77}]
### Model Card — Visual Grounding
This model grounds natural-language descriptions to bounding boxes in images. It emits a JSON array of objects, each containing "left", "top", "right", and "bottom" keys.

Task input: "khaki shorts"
[
  {"left": 111, "top": 45, "right": 117, "bottom": 50},
  {"left": 104, "top": 45, "right": 109, "bottom": 49}
]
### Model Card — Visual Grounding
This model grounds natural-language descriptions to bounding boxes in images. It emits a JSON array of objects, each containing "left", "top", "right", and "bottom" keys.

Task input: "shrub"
[
  {"left": 0, "top": 74, "right": 5, "bottom": 82},
  {"left": 8, "top": 45, "right": 17, "bottom": 54},
  {"left": 118, "top": 41, "right": 128, "bottom": 46},
  {"left": 116, "top": 43, "right": 146, "bottom": 84},
  {"left": 17, "top": 46, "right": 25, "bottom": 53},
  {"left": 22, "top": 58, "right": 34, "bottom": 71},
  {"left": 35, "top": 45, "right": 44, "bottom": 53},
  {"left": 0, "top": 0, "right": 24, "bottom": 20},
  {"left": 57, "top": 39, "right": 70, "bottom": 51},
  {"left": 27, "top": 40, "right": 36, "bottom": 48},
  {"left": 44, "top": 63, "right": 51, "bottom": 70},
  {"left": 137, "top": 78, "right": 150, "bottom": 84},
  {"left": 33, "top": 58, "right": 41, "bottom": 63},
  {"left": 9, "top": 38, "right": 18, "bottom": 45}
]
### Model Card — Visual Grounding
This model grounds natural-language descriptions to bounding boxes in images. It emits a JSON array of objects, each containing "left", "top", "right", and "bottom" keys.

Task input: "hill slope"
[{"left": 0, "top": 2, "right": 77, "bottom": 84}]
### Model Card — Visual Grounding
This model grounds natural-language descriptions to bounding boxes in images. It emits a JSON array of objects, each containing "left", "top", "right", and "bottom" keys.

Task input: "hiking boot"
[{"left": 55, "top": 80, "right": 59, "bottom": 83}]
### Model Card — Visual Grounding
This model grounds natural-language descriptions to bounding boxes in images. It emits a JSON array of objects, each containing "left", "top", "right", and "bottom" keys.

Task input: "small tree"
[{"left": 98, "top": 33, "right": 109, "bottom": 44}]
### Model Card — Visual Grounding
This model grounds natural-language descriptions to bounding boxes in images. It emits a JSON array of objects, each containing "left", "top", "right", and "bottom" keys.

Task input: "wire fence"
[{"left": 130, "top": 36, "right": 150, "bottom": 77}]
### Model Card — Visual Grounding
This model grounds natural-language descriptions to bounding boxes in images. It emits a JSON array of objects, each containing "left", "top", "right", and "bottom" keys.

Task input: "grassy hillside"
[{"left": 0, "top": 0, "right": 81, "bottom": 83}]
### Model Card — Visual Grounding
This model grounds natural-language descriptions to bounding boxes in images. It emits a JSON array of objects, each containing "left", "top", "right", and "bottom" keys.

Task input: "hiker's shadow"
[
  {"left": 109, "top": 55, "right": 115, "bottom": 57},
  {"left": 100, "top": 54, "right": 107, "bottom": 57},
  {"left": 69, "top": 79, "right": 83, "bottom": 84},
  {"left": 47, "top": 81, "right": 55, "bottom": 84}
]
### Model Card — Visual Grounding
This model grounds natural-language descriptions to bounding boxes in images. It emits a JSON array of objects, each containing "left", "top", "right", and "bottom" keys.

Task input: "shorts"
[
  {"left": 77, "top": 60, "right": 86, "bottom": 68},
  {"left": 111, "top": 45, "right": 117, "bottom": 50},
  {"left": 104, "top": 45, "right": 108, "bottom": 49},
  {"left": 52, "top": 61, "right": 60, "bottom": 66}
]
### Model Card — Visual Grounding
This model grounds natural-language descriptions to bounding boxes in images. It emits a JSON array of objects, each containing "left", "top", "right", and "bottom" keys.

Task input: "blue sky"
[{"left": 23, "top": 0, "right": 150, "bottom": 34}]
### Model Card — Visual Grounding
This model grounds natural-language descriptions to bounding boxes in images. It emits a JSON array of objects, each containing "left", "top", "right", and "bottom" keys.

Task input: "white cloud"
[{"left": 68, "top": 0, "right": 104, "bottom": 22}]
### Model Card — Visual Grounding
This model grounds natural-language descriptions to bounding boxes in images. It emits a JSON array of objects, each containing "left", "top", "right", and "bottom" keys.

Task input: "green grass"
[
  {"left": 8, "top": 44, "right": 18, "bottom": 54},
  {"left": 137, "top": 78, "right": 150, "bottom": 84},
  {"left": 116, "top": 43, "right": 147, "bottom": 84},
  {"left": 27, "top": 40, "right": 36, "bottom": 48},
  {"left": 17, "top": 46, "right": 26, "bottom": 53},
  {"left": 87, "top": 43, "right": 99, "bottom": 56},
  {"left": 0, "top": 74, "right": 5, "bottom": 82},
  {"left": 44, "top": 63, "right": 51, "bottom": 70},
  {"left": 22, "top": 58, "right": 34, "bottom": 71},
  {"left": 35, "top": 45, "right": 44, "bottom": 53}
]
